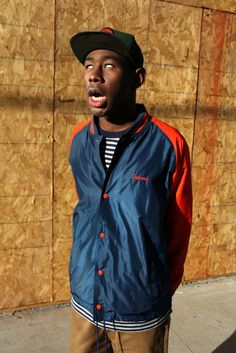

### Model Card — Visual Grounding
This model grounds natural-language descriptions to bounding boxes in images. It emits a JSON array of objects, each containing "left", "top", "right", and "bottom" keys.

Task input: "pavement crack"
[{"left": 172, "top": 329, "right": 194, "bottom": 353}]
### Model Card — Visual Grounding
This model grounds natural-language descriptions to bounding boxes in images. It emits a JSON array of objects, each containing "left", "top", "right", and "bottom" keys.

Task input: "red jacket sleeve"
[{"left": 166, "top": 136, "right": 192, "bottom": 294}]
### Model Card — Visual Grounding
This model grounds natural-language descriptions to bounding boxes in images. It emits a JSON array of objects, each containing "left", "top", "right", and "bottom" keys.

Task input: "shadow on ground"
[{"left": 212, "top": 330, "right": 236, "bottom": 353}]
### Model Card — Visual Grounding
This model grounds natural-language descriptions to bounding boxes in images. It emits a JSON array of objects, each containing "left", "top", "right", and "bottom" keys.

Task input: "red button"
[
  {"left": 97, "top": 269, "right": 104, "bottom": 276},
  {"left": 100, "top": 232, "right": 105, "bottom": 239},
  {"left": 96, "top": 304, "right": 102, "bottom": 310},
  {"left": 103, "top": 193, "right": 109, "bottom": 199}
]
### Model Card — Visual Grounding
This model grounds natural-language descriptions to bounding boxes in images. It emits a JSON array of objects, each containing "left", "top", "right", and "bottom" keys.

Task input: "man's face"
[{"left": 83, "top": 49, "right": 136, "bottom": 118}]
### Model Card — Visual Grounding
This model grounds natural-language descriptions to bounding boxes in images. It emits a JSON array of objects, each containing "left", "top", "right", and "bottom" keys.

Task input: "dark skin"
[{"left": 83, "top": 49, "right": 146, "bottom": 132}]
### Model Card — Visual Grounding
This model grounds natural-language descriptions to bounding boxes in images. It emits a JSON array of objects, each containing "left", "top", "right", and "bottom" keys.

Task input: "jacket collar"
[{"left": 89, "top": 104, "right": 151, "bottom": 138}]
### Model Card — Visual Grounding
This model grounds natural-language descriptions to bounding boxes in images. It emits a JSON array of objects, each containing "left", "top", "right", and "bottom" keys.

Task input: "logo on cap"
[{"left": 101, "top": 27, "right": 114, "bottom": 35}]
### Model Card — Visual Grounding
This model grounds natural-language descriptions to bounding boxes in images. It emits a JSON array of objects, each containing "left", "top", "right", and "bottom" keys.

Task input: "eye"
[
  {"left": 104, "top": 63, "right": 114, "bottom": 69},
  {"left": 84, "top": 63, "right": 93, "bottom": 70}
]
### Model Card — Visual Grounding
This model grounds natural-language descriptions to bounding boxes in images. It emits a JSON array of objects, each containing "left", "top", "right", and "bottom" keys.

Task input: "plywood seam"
[
  {"left": 58, "top": 84, "right": 82, "bottom": 87},
  {"left": 145, "top": 0, "right": 152, "bottom": 63},
  {"left": 161, "top": 1, "right": 236, "bottom": 14},
  {"left": 202, "top": 7, "right": 236, "bottom": 15},
  {"left": 200, "top": 93, "right": 236, "bottom": 97},
  {"left": 52, "top": 0, "right": 57, "bottom": 303},
  {"left": 0, "top": 245, "right": 52, "bottom": 251},
  {"left": 0, "top": 56, "right": 53, "bottom": 63},
  {"left": 194, "top": 161, "right": 236, "bottom": 165},
  {"left": 0, "top": 220, "right": 52, "bottom": 225},
  {"left": 198, "top": 68, "right": 236, "bottom": 74},
  {"left": 194, "top": 203, "right": 236, "bottom": 207},
  {"left": 191, "top": 8, "right": 204, "bottom": 166},
  {"left": 146, "top": 62, "right": 199, "bottom": 69},
  {"left": 143, "top": 89, "right": 196, "bottom": 95},
  {"left": 0, "top": 142, "right": 52, "bottom": 145},
  {"left": 0, "top": 21, "right": 54, "bottom": 31},
  {"left": 193, "top": 222, "right": 236, "bottom": 227},
  {"left": 160, "top": 0, "right": 201, "bottom": 10},
  {"left": 143, "top": 116, "right": 193, "bottom": 120},
  {"left": 58, "top": 54, "right": 74, "bottom": 58},
  {"left": 125, "top": 0, "right": 128, "bottom": 31},
  {"left": 52, "top": 110, "right": 88, "bottom": 116},
  {"left": 0, "top": 194, "right": 51, "bottom": 198},
  {"left": 0, "top": 83, "right": 52, "bottom": 89},
  {"left": 194, "top": 204, "right": 236, "bottom": 207}
]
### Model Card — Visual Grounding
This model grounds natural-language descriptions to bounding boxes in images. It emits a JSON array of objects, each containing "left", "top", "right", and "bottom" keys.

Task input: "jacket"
[{"left": 69, "top": 106, "right": 192, "bottom": 325}]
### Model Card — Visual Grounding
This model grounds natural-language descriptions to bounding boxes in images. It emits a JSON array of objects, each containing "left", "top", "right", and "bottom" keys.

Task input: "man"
[{"left": 69, "top": 27, "right": 192, "bottom": 353}]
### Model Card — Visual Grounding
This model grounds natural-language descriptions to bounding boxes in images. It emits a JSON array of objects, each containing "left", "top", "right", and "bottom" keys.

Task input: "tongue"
[{"left": 89, "top": 95, "right": 106, "bottom": 108}]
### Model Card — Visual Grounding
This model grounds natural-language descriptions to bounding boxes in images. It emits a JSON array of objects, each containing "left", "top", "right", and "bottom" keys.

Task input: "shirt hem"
[{"left": 71, "top": 296, "right": 172, "bottom": 332}]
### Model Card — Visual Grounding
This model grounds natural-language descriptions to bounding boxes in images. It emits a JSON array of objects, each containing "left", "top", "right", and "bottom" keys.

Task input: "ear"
[{"left": 135, "top": 67, "right": 146, "bottom": 88}]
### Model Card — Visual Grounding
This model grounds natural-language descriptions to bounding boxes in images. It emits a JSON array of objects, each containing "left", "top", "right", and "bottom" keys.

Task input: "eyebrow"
[{"left": 84, "top": 54, "right": 122, "bottom": 63}]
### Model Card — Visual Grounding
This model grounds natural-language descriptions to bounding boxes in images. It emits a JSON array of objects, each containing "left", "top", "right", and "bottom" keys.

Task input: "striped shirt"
[
  {"left": 98, "top": 127, "right": 125, "bottom": 170},
  {"left": 101, "top": 136, "right": 120, "bottom": 169}
]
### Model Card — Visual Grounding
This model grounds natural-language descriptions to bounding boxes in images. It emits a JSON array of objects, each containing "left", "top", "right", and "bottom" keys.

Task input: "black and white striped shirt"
[
  {"left": 102, "top": 136, "right": 120, "bottom": 169},
  {"left": 99, "top": 127, "right": 125, "bottom": 170}
]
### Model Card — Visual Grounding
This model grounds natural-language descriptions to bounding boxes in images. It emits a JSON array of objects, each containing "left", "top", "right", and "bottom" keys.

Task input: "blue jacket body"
[{"left": 69, "top": 107, "right": 192, "bottom": 324}]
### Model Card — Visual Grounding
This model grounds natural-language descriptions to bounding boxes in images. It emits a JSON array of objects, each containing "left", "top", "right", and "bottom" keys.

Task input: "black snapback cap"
[{"left": 70, "top": 27, "right": 144, "bottom": 69}]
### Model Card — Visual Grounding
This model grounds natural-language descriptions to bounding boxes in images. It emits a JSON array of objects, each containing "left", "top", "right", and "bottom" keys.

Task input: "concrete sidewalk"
[{"left": 0, "top": 276, "right": 235, "bottom": 353}]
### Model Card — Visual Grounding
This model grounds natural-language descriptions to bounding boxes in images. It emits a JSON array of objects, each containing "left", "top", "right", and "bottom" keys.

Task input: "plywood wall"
[
  {"left": 184, "top": 9, "right": 236, "bottom": 280},
  {"left": 0, "top": 0, "right": 54, "bottom": 310},
  {"left": 0, "top": 0, "right": 235, "bottom": 311}
]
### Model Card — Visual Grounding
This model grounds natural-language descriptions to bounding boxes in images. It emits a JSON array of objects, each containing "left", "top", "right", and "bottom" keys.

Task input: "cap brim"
[{"left": 70, "top": 31, "right": 132, "bottom": 65}]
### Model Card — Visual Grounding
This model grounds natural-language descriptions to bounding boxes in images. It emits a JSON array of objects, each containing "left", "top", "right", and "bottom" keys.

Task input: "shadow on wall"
[
  {"left": 212, "top": 330, "right": 236, "bottom": 353},
  {"left": 1, "top": 94, "right": 236, "bottom": 121}
]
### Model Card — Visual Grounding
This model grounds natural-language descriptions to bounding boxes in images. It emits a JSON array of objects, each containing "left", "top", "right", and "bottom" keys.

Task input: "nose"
[{"left": 89, "top": 66, "right": 104, "bottom": 83}]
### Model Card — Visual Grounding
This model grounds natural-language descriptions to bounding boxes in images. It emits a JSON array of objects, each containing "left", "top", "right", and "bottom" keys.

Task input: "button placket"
[{"left": 95, "top": 191, "right": 110, "bottom": 319}]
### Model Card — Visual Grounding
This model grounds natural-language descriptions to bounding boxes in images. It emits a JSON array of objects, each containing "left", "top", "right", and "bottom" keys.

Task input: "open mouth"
[{"left": 88, "top": 89, "right": 107, "bottom": 108}]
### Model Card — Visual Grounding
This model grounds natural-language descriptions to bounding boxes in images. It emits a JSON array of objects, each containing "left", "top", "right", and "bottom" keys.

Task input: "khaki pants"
[{"left": 71, "top": 309, "right": 170, "bottom": 353}]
